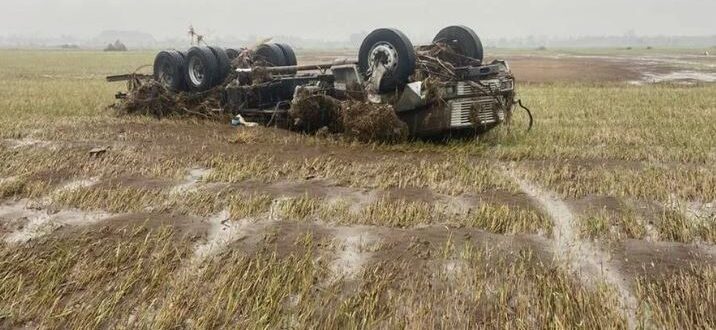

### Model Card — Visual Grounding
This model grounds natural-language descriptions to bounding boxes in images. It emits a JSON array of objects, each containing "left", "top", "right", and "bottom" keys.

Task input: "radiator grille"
[
  {"left": 455, "top": 80, "right": 500, "bottom": 96},
  {"left": 449, "top": 97, "right": 502, "bottom": 127}
]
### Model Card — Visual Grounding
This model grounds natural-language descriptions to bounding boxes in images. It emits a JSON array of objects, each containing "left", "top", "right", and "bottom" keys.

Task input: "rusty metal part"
[
  {"left": 261, "top": 59, "right": 358, "bottom": 74},
  {"left": 106, "top": 73, "right": 151, "bottom": 82}
]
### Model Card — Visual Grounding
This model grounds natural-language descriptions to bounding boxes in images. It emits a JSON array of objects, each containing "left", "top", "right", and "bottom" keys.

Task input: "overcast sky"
[{"left": 2, "top": 0, "right": 715, "bottom": 41}]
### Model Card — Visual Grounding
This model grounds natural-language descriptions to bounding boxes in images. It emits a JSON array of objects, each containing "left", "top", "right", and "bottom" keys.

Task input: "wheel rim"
[
  {"left": 188, "top": 56, "right": 206, "bottom": 86},
  {"left": 368, "top": 42, "right": 399, "bottom": 74}
]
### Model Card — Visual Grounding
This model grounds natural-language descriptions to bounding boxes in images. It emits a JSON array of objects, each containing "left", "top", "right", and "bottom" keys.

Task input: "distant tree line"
[{"left": 104, "top": 40, "right": 127, "bottom": 52}]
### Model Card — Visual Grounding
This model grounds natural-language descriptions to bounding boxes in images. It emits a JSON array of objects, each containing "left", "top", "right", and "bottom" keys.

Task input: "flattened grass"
[
  {"left": 0, "top": 227, "right": 626, "bottom": 328},
  {"left": 0, "top": 224, "right": 196, "bottom": 329},
  {"left": 636, "top": 264, "right": 716, "bottom": 329}
]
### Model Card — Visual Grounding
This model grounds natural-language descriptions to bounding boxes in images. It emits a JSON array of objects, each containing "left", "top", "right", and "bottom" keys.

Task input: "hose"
[{"left": 516, "top": 99, "right": 534, "bottom": 131}]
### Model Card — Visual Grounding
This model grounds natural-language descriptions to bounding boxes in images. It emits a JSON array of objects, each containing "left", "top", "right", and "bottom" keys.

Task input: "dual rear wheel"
[
  {"left": 154, "top": 26, "right": 482, "bottom": 93},
  {"left": 358, "top": 25, "right": 484, "bottom": 93},
  {"left": 154, "top": 43, "right": 298, "bottom": 92}
]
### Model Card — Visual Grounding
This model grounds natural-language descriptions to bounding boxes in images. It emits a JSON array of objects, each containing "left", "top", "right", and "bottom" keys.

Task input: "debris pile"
[
  {"left": 112, "top": 80, "right": 226, "bottom": 119},
  {"left": 289, "top": 90, "right": 342, "bottom": 133},
  {"left": 288, "top": 91, "right": 408, "bottom": 143},
  {"left": 339, "top": 101, "right": 408, "bottom": 143},
  {"left": 413, "top": 43, "right": 480, "bottom": 82}
]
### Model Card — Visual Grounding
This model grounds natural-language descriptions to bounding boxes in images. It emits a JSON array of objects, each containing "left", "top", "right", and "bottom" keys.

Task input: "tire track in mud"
[{"left": 505, "top": 167, "right": 639, "bottom": 330}]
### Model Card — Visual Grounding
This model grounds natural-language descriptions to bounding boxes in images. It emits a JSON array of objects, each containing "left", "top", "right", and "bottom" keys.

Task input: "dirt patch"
[
  {"left": 379, "top": 189, "right": 483, "bottom": 216},
  {"left": 379, "top": 187, "right": 437, "bottom": 204},
  {"left": 210, "top": 179, "right": 378, "bottom": 211},
  {"left": 611, "top": 239, "right": 714, "bottom": 280},
  {"left": 55, "top": 178, "right": 100, "bottom": 193},
  {"left": 0, "top": 199, "right": 32, "bottom": 237},
  {"left": 171, "top": 168, "right": 212, "bottom": 195},
  {"left": 474, "top": 189, "right": 538, "bottom": 211},
  {"left": 571, "top": 195, "right": 625, "bottom": 215},
  {"left": 498, "top": 55, "right": 642, "bottom": 83},
  {"left": 95, "top": 212, "right": 208, "bottom": 234},
  {"left": 2, "top": 138, "right": 56, "bottom": 150},
  {"left": 103, "top": 176, "right": 175, "bottom": 190},
  {"left": 487, "top": 53, "right": 716, "bottom": 84},
  {"left": 0, "top": 199, "right": 113, "bottom": 245},
  {"left": 506, "top": 168, "right": 639, "bottom": 329},
  {"left": 376, "top": 225, "right": 553, "bottom": 264},
  {"left": 638, "top": 71, "right": 716, "bottom": 84},
  {"left": 192, "top": 209, "right": 273, "bottom": 263},
  {"left": 329, "top": 226, "right": 381, "bottom": 282}
]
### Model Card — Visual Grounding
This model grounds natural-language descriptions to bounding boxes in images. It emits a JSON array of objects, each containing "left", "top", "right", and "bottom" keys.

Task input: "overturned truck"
[{"left": 111, "top": 26, "right": 525, "bottom": 139}]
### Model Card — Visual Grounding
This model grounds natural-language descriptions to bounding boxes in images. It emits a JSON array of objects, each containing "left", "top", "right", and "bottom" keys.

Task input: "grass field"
[{"left": 0, "top": 49, "right": 715, "bottom": 329}]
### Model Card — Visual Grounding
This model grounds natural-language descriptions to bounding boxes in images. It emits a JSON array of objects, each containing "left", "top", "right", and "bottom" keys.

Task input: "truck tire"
[
  {"left": 153, "top": 50, "right": 186, "bottom": 91},
  {"left": 184, "top": 46, "right": 219, "bottom": 92},
  {"left": 226, "top": 48, "right": 241, "bottom": 60},
  {"left": 254, "top": 43, "right": 288, "bottom": 67},
  {"left": 358, "top": 28, "right": 416, "bottom": 93},
  {"left": 433, "top": 26, "right": 484, "bottom": 62},
  {"left": 275, "top": 43, "right": 297, "bottom": 66},
  {"left": 208, "top": 46, "right": 232, "bottom": 84},
  {"left": 276, "top": 43, "right": 297, "bottom": 73}
]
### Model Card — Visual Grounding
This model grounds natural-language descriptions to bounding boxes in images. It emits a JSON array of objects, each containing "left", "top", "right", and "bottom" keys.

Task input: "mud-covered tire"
[
  {"left": 275, "top": 43, "right": 297, "bottom": 74},
  {"left": 153, "top": 50, "right": 187, "bottom": 91},
  {"left": 226, "top": 48, "right": 241, "bottom": 60},
  {"left": 433, "top": 25, "right": 484, "bottom": 62},
  {"left": 254, "top": 43, "right": 288, "bottom": 67},
  {"left": 208, "top": 46, "right": 231, "bottom": 84},
  {"left": 184, "top": 46, "right": 219, "bottom": 92},
  {"left": 275, "top": 43, "right": 297, "bottom": 66},
  {"left": 358, "top": 28, "right": 416, "bottom": 93}
]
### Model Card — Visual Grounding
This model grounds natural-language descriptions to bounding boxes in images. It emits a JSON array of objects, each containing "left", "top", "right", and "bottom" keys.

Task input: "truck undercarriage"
[{"left": 110, "top": 26, "right": 526, "bottom": 139}]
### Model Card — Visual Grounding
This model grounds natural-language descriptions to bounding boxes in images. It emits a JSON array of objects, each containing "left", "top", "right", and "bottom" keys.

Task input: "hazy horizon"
[{"left": 2, "top": 0, "right": 715, "bottom": 42}]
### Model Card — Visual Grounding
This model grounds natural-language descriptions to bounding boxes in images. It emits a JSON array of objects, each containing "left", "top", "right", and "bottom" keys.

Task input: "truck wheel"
[
  {"left": 275, "top": 43, "right": 297, "bottom": 66},
  {"left": 254, "top": 43, "right": 288, "bottom": 67},
  {"left": 276, "top": 43, "right": 297, "bottom": 73},
  {"left": 433, "top": 26, "right": 484, "bottom": 62},
  {"left": 358, "top": 28, "right": 416, "bottom": 93},
  {"left": 184, "top": 46, "right": 219, "bottom": 92},
  {"left": 208, "top": 46, "right": 232, "bottom": 84},
  {"left": 153, "top": 50, "right": 186, "bottom": 91},
  {"left": 226, "top": 48, "right": 241, "bottom": 60}
]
